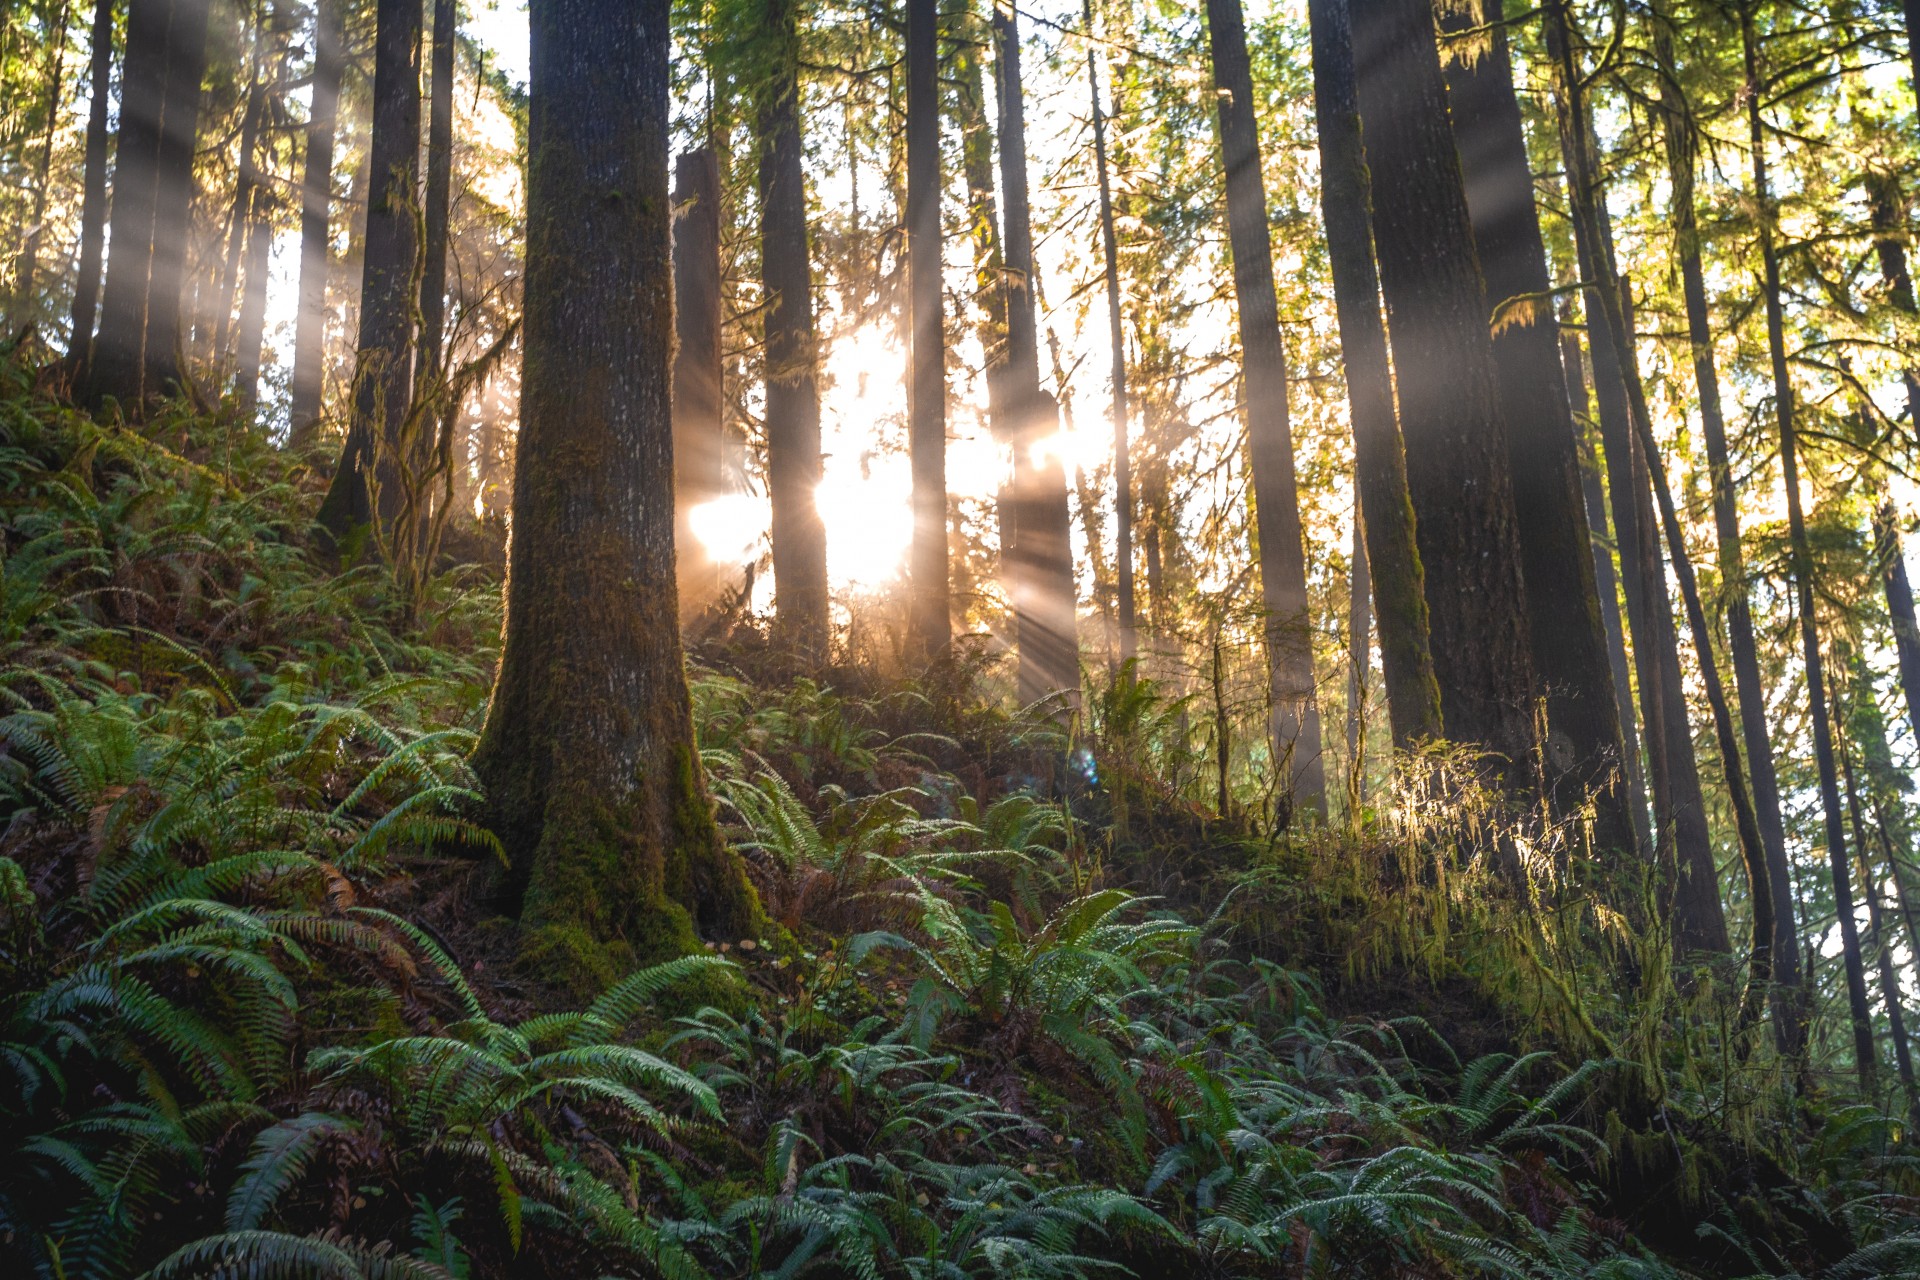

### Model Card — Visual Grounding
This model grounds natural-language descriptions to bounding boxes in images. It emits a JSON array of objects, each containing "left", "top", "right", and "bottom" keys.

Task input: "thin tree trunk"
[
  {"left": 1348, "top": 505, "right": 1371, "bottom": 811},
  {"left": 233, "top": 187, "right": 273, "bottom": 411},
  {"left": 289, "top": 0, "right": 343, "bottom": 444},
  {"left": 1350, "top": 0, "right": 1540, "bottom": 793},
  {"left": 419, "top": 0, "right": 455, "bottom": 378},
  {"left": 1737, "top": 0, "right": 1872, "bottom": 1082},
  {"left": 318, "top": 0, "right": 423, "bottom": 543},
  {"left": 758, "top": 0, "right": 828, "bottom": 654},
  {"left": 1842, "top": 701, "right": 1917, "bottom": 1111},
  {"left": 1439, "top": 0, "right": 1633, "bottom": 856},
  {"left": 11, "top": 0, "right": 71, "bottom": 334},
  {"left": 906, "top": 0, "right": 949, "bottom": 659},
  {"left": 1086, "top": 0, "right": 1134, "bottom": 664},
  {"left": 1857, "top": 680, "right": 1920, "bottom": 1035},
  {"left": 84, "top": 0, "right": 213, "bottom": 410},
  {"left": 1652, "top": 15, "right": 1800, "bottom": 1017},
  {"left": 472, "top": 0, "right": 760, "bottom": 971},
  {"left": 673, "top": 146, "right": 724, "bottom": 617},
  {"left": 1306, "top": 0, "right": 1441, "bottom": 748},
  {"left": 65, "top": 0, "right": 116, "bottom": 362},
  {"left": 1542, "top": 0, "right": 1726, "bottom": 951},
  {"left": 995, "top": 1, "right": 1078, "bottom": 705},
  {"left": 1208, "top": 0, "right": 1325, "bottom": 818},
  {"left": 1876, "top": 506, "right": 1920, "bottom": 754},
  {"left": 213, "top": 52, "right": 268, "bottom": 367},
  {"left": 1562, "top": 333, "right": 1654, "bottom": 858}
]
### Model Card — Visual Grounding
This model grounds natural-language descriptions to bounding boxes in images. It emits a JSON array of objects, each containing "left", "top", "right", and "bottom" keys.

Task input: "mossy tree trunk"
[
  {"left": 993, "top": 1, "right": 1079, "bottom": 706},
  {"left": 474, "top": 0, "right": 760, "bottom": 985},
  {"left": 1543, "top": 0, "right": 1725, "bottom": 952},
  {"left": 1208, "top": 0, "right": 1326, "bottom": 819},
  {"left": 1350, "top": 0, "right": 1541, "bottom": 793},
  {"left": 756, "top": 0, "right": 829, "bottom": 655},
  {"left": 1305, "top": 0, "right": 1442, "bottom": 749},
  {"left": 318, "top": 0, "right": 422, "bottom": 545},
  {"left": 1561, "top": 332, "right": 1655, "bottom": 858},
  {"left": 1440, "top": 0, "right": 1634, "bottom": 857}
]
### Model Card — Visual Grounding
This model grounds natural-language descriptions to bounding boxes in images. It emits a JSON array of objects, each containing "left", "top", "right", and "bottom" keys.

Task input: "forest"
[{"left": 4, "top": 0, "right": 1920, "bottom": 1272}]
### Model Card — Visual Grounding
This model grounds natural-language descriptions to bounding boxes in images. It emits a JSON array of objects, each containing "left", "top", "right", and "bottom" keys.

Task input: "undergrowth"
[{"left": 0, "top": 354, "right": 1916, "bottom": 1277}]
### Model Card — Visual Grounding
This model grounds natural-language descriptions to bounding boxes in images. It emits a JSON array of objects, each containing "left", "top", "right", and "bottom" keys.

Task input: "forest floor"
[{"left": 1, "top": 350, "right": 1917, "bottom": 1278}]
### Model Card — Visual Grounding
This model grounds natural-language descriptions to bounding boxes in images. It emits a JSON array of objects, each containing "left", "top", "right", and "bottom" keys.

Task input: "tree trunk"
[
  {"left": 473, "top": 0, "right": 761, "bottom": 983},
  {"left": 419, "top": 0, "right": 455, "bottom": 378},
  {"left": 1208, "top": 0, "right": 1325, "bottom": 818},
  {"left": 83, "top": 0, "right": 213, "bottom": 411},
  {"left": 1305, "top": 0, "right": 1441, "bottom": 748},
  {"left": 673, "top": 146, "right": 725, "bottom": 618},
  {"left": 1561, "top": 333, "right": 1655, "bottom": 859},
  {"left": 1842, "top": 710, "right": 1917, "bottom": 1111},
  {"left": 10, "top": 0, "right": 71, "bottom": 334},
  {"left": 1542, "top": 0, "right": 1725, "bottom": 952},
  {"left": 1347, "top": 504, "right": 1371, "bottom": 809},
  {"left": 233, "top": 188, "right": 273, "bottom": 411},
  {"left": 289, "top": 0, "right": 344, "bottom": 444},
  {"left": 65, "top": 0, "right": 116, "bottom": 363},
  {"left": 317, "top": 0, "right": 423, "bottom": 544},
  {"left": 1739, "top": 0, "right": 1873, "bottom": 1086},
  {"left": 906, "top": 0, "right": 949, "bottom": 659},
  {"left": 1439, "top": 0, "right": 1633, "bottom": 856},
  {"left": 757, "top": 0, "right": 828, "bottom": 654},
  {"left": 1349, "top": 0, "right": 1540, "bottom": 792},
  {"left": 994, "top": 1, "right": 1078, "bottom": 705},
  {"left": 1086, "top": 0, "right": 1134, "bottom": 664},
  {"left": 1651, "top": 15, "right": 1802, "bottom": 1015},
  {"left": 141, "top": 0, "right": 210, "bottom": 395},
  {"left": 212, "top": 53, "right": 268, "bottom": 368}
]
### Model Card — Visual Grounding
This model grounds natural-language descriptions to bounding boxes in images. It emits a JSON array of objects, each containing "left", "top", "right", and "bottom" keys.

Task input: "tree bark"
[
  {"left": 1561, "top": 333, "right": 1654, "bottom": 858},
  {"left": 83, "top": 0, "right": 213, "bottom": 411},
  {"left": 419, "top": 0, "right": 456, "bottom": 378},
  {"left": 1347, "top": 503, "right": 1371, "bottom": 808},
  {"left": 65, "top": 0, "right": 116, "bottom": 363},
  {"left": 1208, "top": 0, "right": 1325, "bottom": 818},
  {"left": 1739, "top": 0, "right": 1873, "bottom": 1085},
  {"left": 757, "top": 0, "right": 828, "bottom": 654},
  {"left": 994, "top": 1, "right": 1078, "bottom": 705},
  {"left": 906, "top": 0, "right": 949, "bottom": 659},
  {"left": 1542, "top": 0, "right": 1725, "bottom": 952},
  {"left": 289, "top": 0, "right": 344, "bottom": 444},
  {"left": 1350, "top": 0, "right": 1540, "bottom": 792},
  {"left": 673, "top": 146, "right": 725, "bottom": 618},
  {"left": 1652, "top": 15, "right": 1802, "bottom": 1014},
  {"left": 1439, "top": 0, "right": 1633, "bottom": 856},
  {"left": 318, "top": 0, "right": 423, "bottom": 544},
  {"left": 1086, "top": 0, "right": 1134, "bottom": 664},
  {"left": 473, "top": 0, "right": 761, "bottom": 981},
  {"left": 1305, "top": 0, "right": 1441, "bottom": 748}
]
